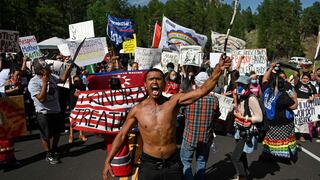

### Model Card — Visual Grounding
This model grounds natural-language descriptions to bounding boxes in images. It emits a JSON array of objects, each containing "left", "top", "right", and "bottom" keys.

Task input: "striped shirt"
[{"left": 183, "top": 94, "right": 218, "bottom": 147}]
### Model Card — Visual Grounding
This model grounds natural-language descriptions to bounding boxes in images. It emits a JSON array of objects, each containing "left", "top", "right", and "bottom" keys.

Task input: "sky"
[{"left": 129, "top": 0, "right": 319, "bottom": 12}]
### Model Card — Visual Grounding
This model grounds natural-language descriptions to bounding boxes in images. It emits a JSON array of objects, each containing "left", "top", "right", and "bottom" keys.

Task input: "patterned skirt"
[{"left": 262, "top": 122, "right": 297, "bottom": 159}]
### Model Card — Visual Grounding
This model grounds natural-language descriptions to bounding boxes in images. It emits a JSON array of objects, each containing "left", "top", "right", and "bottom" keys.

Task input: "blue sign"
[{"left": 107, "top": 15, "right": 134, "bottom": 47}]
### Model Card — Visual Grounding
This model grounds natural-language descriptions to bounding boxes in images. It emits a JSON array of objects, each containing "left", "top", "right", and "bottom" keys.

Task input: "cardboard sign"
[
  {"left": 180, "top": 46, "right": 202, "bottom": 67},
  {"left": 161, "top": 52, "right": 180, "bottom": 73},
  {"left": 215, "top": 94, "right": 234, "bottom": 121},
  {"left": 134, "top": 47, "right": 161, "bottom": 70},
  {"left": 211, "top": 31, "right": 246, "bottom": 53},
  {"left": 0, "top": 95, "right": 27, "bottom": 139},
  {"left": 67, "top": 37, "right": 107, "bottom": 67},
  {"left": 123, "top": 34, "right": 137, "bottom": 54},
  {"left": 294, "top": 97, "right": 320, "bottom": 125},
  {"left": 18, "top": 35, "right": 43, "bottom": 59},
  {"left": 87, "top": 70, "right": 147, "bottom": 90},
  {"left": 69, "top": 20, "right": 95, "bottom": 41},
  {"left": 0, "top": 30, "right": 19, "bottom": 52},
  {"left": 231, "top": 49, "right": 267, "bottom": 75},
  {"left": 69, "top": 87, "right": 146, "bottom": 134}
]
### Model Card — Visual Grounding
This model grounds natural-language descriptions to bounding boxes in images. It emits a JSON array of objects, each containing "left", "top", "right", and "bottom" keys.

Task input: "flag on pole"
[{"left": 152, "top": 21, "right": 161, "bottom": 48}]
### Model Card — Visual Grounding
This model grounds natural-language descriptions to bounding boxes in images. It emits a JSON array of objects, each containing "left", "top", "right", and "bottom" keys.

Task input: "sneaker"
[
  {"left": 316, "top": 139, "right": 320, "bottom": 143},
  {"left": 46, "top": 152, "right": 59, "bottom": 165}
]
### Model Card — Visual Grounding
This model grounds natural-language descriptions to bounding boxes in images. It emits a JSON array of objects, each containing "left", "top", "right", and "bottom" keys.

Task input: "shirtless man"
[{"left": 102, "top": 55, "right": 232, "bottom": 180}]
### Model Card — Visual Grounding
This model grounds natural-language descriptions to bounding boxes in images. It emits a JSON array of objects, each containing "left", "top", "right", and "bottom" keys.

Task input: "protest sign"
[
  {"left": 215, "top": 94, "right": 234, "bottom": 121},
  {"left": 161, "top": 51, "right": 180, "bottom": 73},
  {"left": 107, "top": 15, "right": 134, "bottom": 47},
  {"left": 67, "top": 37, "right": 107, "bottom": 67},
  {"left": 210, "top": 53, "right": 222, "bottom": 68},
  {"left": 18, "top": 35, "right": 43, "bottom": 59},
  {"left": 0, "top": 95, "right": 27, "bottom": 139},
  {"left": 180, "top": 46, "right": 202, "bottom": 67},
  {"left": 134, "top": 47, "right": 161, "bottom": 70},
  {"left": 87, "top": 70, "right": 147, "bottom": 90},
  {"left": 69, "top": 87, "right": 146, "bottom": 134},
  {"left": 231, "top": 49, "right": 267, "bottom": 75},
  {"left": 123, "top": 34, "right": 137, "bottom": 53},
  {"left": 57, "top": 43, "right": 70, "bottom": 56},
  {"left": 0, "top": 30, "right": 19, "bottom": 52},
  {"left": 211, "top": 31, "right": 246, "bottom": 53},
  {"left": 69, "top": 20, "right": 95, "bottom": 41},
  {"left": 159, "top": 16, "right": 207, "bottom": 51},
  {"left": 294, "top": 97, "right": 320, "bottom": 125}
]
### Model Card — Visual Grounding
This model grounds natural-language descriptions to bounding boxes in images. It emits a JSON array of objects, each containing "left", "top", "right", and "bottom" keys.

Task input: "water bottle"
[{"left": 82, "top": 75, "right": 88, "bottom": 90}]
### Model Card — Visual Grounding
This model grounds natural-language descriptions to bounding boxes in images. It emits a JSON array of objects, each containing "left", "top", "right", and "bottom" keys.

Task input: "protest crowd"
[{"left": 1, "top": 9, "right": 320, "bottom": 180}]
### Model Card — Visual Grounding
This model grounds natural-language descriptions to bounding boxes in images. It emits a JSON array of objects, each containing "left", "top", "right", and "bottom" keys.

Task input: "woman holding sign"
[{"left": 294, "top": 72, "right": 317, "bottom": 142}]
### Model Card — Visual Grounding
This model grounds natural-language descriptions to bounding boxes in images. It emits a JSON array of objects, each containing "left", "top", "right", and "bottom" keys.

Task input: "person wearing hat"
[
  {"left": 28, "top": 58, "right": 73, "bottom": 165},
  {"left": 179, "top": 71, "right": 221, "bottom": 180},
  {"left": 231, "top": 75, "right": 263, "bottom": 180}
]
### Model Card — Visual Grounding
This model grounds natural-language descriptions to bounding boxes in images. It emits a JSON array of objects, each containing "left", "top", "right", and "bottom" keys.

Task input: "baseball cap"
[{"left": 236, "top": 75, "right": 250, "bottom": 85}]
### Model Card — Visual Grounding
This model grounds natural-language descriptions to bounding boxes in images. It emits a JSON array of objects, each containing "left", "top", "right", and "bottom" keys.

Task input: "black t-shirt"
[
  {"left": 262, "top": 82, "right": 295, "bottom": 126},
  {"left": 294, "top": 81, "right": 316, "bottom": 99}
]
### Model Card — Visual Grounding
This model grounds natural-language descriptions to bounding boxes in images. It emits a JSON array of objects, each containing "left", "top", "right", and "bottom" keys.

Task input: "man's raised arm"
[
  {"left": 178, "top": 55, "right": 232, "bottom": 105},
  {"left": 102, "top": 106, "right": 138, "bottom": 180}
]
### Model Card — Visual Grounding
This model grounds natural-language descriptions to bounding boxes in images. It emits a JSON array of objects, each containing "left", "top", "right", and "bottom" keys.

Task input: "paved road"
[{"left": 1, "top": 132, "right": 320, "bottom": 180}]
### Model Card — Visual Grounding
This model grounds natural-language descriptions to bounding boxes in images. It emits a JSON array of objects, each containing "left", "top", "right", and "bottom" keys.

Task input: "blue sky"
[
  {"left": 129, "top": 0, "right": 319, "bottom": 12},
  {"left": 224, "top": 0, "right": 318, "bottom": 12}
]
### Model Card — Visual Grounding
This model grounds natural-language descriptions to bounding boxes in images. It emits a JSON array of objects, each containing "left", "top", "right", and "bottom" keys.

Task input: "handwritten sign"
[
  {"left": 294, "top": 97, "right": 320, "bottom": 125},
  {"left": 0, "top": 30, "right": 19, "bottom": 52},
  {"left": 69, "top": 87, "right": 146, "bottom": 134},
  {"left": 215, "top": 94, "right": 234, "bottom": 120},
  {"left": 67, "top": 37, "right": 107, "bottom": 67},
  {"left": 69, "top": 20, "right": 95, "bottom": 41},
  {"left": 134, "top": 47, "right": 161, "bottom": 70},
  {"left": 231, "top": 49, "right": 267, "bottom": 75},
  {"left": 180, "top": 46, "right": 202, "bottom": 67},
  {"left": 18, "top": 35, "right": 43, "bottom": 59},
  {"left": 123, "top": 34, "right": 136, "bottom": 53},
  {"left": 161, "top": 52, "right": 180, "bottom": 73},
  {"left": 0, "top": 95, "right": 27, "bottom": 139}
]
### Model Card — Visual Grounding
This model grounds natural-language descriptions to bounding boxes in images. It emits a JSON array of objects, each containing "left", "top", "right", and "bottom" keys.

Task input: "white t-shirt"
[{"left": 0, "top": 68, "right": 10, "bottom": 93}]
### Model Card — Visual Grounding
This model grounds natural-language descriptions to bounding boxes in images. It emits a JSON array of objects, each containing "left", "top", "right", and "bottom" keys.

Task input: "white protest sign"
[
  {"left": 210, "top": 53, "right": 222, "bottom": 68},
  {"left": 231, "top": 49, "right": 267, "bottom": 75},
  {"left": 57, "top": 43, "right": 70, "bottom": 56},
  {"left": 180, "top": 46, "right": 202, "bottom": 67},
  {"left": 67, "top": 37, "right": 107, "bottom": 67},
  {"left": 69, "top": 20, "right": 95, "bottom": 41},
  {"left": 134, "top": 47, "right": 161, "bottom": 70},
  {"left": 294, "top": 97, "right": 320, "bottom": 125},
  {"left": 215, "top": 94, "right": 234, "bottom": 121},
  {"left": 0, "top": 30, "right": 19, "bottom": 52},
  {"left": 18, "top": 36, "right": 42, "bottom": 59},
  {"left": 161, "top": 52, "right": 180, "bottom": 73}
]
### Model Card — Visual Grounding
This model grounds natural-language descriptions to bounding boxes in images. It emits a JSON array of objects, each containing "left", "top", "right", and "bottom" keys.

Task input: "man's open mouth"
[{"left": 151, "top": 85, "right": 160, "bottom": 96}]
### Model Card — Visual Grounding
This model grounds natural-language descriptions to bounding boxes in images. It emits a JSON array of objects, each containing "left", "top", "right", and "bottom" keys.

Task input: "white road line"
[{"left": 300, "top": 146, "right": 320, "bottom": 162}]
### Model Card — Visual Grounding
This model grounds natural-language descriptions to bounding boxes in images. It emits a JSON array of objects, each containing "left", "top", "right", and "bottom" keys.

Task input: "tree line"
[{"left": 1, "top": 0, "right": 319, "bottom": 60}]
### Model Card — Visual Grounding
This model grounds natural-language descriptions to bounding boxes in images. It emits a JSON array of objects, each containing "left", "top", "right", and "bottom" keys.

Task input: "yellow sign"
[{"left": 123, "top": 34, "right": 137, "bottom": 54}]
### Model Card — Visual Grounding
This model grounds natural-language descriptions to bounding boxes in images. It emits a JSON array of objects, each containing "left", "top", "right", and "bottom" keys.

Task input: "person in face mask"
[
  {"left": 294, "top": 72, "right": 317, "bottom": 142},
  {"left": 249, "top": 72, "right": 262, "bottom": 98},
  {"left": 164, "top": 70, "right": 180, "bottom": 95},
  {"left": 231, "top": 75, "right": 263, "bottom": 180}
]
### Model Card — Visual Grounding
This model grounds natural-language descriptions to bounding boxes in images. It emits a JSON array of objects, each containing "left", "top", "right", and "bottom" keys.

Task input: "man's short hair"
[{"left": 144, "top": 68, "right": 165, "bottom": 82}]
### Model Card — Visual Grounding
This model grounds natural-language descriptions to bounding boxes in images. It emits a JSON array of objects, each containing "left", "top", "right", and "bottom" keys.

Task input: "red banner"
[
  {"left": 87, "top": 70, "right": 147, "bottom": 90},
  {"left": 69, "top": 87, "right": 146, "bottom": 134}
]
